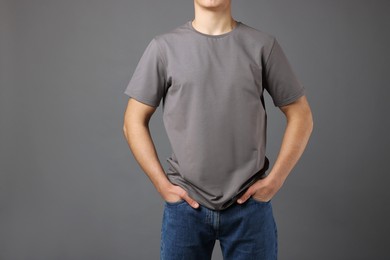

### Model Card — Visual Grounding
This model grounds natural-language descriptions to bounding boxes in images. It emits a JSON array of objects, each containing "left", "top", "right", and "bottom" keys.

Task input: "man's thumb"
[
  {"left": 184, "top": 194, "right": 199, "bottom": 209},
  {"left": 237, "top": 192, "right": 251, "bottom": 204}
]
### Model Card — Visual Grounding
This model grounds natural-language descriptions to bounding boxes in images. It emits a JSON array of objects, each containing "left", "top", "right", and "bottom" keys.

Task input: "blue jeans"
[{"left": 160, "top": 197, "right": 278, "bottom": 260}]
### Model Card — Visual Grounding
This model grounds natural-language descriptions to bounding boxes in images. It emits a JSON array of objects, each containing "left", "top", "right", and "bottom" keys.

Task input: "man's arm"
[
  {"left": 122, "top": 98, "right": 199, "bottom": 208},
  {"left": 237, "top": 95, "right": 314, "bottom": 203}
]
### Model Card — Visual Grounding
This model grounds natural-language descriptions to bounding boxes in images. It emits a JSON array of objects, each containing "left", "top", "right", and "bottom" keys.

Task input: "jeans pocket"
[
  {"left": 164, "top": 198, "right": 186, "bottom": 206},
  {"left": 250, "top": 196, "right": 271, "bottom": 204}
]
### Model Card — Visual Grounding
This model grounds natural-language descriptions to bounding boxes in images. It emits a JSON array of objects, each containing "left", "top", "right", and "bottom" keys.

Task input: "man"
[{"left": 123, "top": 0, "right": 313, "bottom": 259}]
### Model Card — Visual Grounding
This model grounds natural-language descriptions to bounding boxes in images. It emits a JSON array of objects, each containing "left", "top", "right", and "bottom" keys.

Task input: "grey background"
[{"left": 1, "top": 0, "right": 389, "bottom": 259}]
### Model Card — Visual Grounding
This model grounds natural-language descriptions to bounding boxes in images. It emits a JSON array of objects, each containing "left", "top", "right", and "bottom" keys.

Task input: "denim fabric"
[{"left": 160, "top": 197, "right": 278, "bottom": 260}]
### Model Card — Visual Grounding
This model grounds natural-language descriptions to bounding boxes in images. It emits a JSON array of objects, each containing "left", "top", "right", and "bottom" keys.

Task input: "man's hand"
[
  {"left": 236, "top": 175, "right": 283, "bottom": 204},
  {"left": 160, "top": 182, "right": 200, "bottom": 209}
]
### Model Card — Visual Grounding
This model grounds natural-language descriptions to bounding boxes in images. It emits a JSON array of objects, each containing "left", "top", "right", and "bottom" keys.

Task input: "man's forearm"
[
  {"left": 268, "top": 112, "right": 313, "bottom": 185},
  {"left": 123, "top": 123, "right": 171, "bottom": 194},
  {"left": 237, "top": 96, "right": 313, "bottom": 204},
  {"left": 123, "top": 121, "right": 200, "bottom": 208}
]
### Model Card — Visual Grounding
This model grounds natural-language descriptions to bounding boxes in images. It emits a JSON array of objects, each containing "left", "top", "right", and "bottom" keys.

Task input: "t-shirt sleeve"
[
  {"left": 123, "top": 37, "right": 166, "bottom": 107},
  {"left": 263, "top": 37, "right": 305, "bottom": 107}
]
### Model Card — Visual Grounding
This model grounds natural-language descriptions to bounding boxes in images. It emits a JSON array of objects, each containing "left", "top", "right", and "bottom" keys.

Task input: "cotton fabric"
[{"left": 124, "top": 20, "right": 305, "bottom": 210}]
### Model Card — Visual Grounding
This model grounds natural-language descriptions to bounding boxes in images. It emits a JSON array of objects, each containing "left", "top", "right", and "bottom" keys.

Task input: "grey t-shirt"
[{"left": 124, "top": 20, "right": 305, "bottom": 210}]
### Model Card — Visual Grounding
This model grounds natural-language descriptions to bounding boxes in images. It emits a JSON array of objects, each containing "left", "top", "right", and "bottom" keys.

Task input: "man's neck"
[{"left": 192, "top": 2, "right": 236, "bottom": 36}]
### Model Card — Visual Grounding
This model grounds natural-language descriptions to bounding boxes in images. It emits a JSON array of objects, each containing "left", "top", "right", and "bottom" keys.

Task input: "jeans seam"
[
  {"left": 274, "top": 217, "right": 278, "bottom": 259},
  {"left": 215, "top": 211, "right": 220, "bottom": 239}
]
